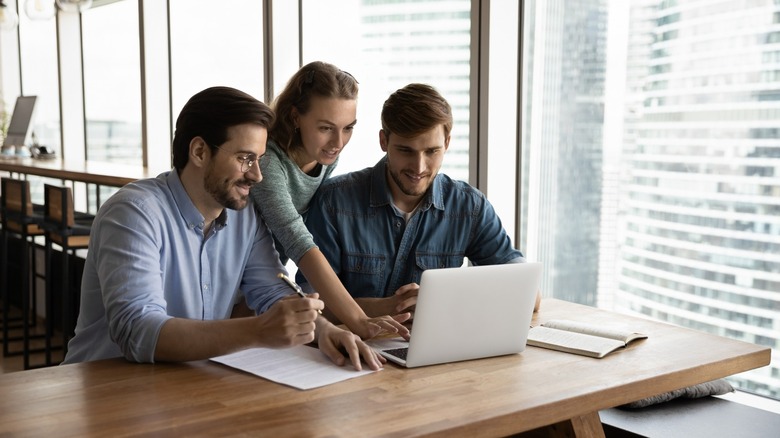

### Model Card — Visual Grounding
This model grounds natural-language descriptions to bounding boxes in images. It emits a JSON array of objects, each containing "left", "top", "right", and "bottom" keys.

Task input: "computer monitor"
[{"left": 2, "top": 95, "right": 37, "bottom": 148}]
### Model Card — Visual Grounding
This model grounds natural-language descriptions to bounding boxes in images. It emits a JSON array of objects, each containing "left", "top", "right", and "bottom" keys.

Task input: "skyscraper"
[
  {"left": 356, "top": 0, "right": 472, "bottom": 182},
  {"left": 521, "top": 0, "right": 609, "bottom": 305},
  {"left": 614, "top": 0, "right": 780, "bottom": 398}
]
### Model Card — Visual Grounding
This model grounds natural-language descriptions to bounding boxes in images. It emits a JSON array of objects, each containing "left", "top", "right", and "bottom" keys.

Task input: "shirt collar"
[
  {"left": 369, "top": 156, "right": 444, "bottom": 211},
  {"left": 166, "top": 170, "right": 228, "bottom": 232}
]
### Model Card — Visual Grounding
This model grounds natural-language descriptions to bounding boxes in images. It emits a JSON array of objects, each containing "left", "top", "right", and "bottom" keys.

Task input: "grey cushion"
[{"left": 619, "top": 378, "right": 734, "bottom": 409}]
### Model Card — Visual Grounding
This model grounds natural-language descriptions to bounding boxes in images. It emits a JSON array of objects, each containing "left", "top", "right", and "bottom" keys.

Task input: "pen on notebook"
[{"left": 278, "top": 272, "right": 322, "bottom": 314}]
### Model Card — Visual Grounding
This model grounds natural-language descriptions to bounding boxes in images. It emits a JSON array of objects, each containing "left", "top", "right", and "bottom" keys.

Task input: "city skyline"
[
  {"left": 522, "top": 0, "right": 778, "bottom": 398},
  {"left": 612, "top": 0, "right": 779, "bottom": 398}
]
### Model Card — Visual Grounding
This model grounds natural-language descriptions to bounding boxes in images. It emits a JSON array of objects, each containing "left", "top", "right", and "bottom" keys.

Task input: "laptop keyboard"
[{"left": 382, "top": 347, "right": 409, "bottom": 361}]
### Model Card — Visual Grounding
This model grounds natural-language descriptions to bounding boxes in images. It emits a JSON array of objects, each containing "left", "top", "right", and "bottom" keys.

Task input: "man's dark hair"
[{"left": 172, "top": 86, "right": 274, "bottom": 171}]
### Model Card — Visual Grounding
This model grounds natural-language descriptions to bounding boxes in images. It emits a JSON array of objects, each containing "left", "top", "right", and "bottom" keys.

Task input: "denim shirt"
[{"left": 303, "top": 157, "right": 524, "bottom": 298}]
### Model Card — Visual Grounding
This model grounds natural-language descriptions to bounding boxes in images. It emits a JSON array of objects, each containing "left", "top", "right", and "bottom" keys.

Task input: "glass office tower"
[
  {"left": 521, "top": 0, "right": 609, "bottom": 305},
  {"left": 353, "top": 0, "right": 472, "bottom": 181},
  {"left": 304, "top": 0, "right": 472, "bottom": 181},
  {"left": 524, "top": 0, "right": 779, "bottom": 397},
  {"left": 613, "top": 0, "right": 780, "bottom": 398}
]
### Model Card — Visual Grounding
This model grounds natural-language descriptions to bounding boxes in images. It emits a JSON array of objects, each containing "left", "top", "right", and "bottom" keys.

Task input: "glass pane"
[
  {"left": 521, "top": 0, "right": 779, "bottom": 400},
  {"left": 82, "top": 0, "right": 143, "bottom": 164},
  {"left": 301, "top": 0, "right": 472, "bottom": 181},
  {"left": 18, "top": 10, "right": 60, "bottom": 155},
  {"left": 169, "top": 0, "right": 264, "bottom": 122}
]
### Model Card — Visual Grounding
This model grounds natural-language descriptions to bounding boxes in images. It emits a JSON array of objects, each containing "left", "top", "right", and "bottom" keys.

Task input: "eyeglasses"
[{"left": 211, "top": 144, "right": 262, "bottom": 173}]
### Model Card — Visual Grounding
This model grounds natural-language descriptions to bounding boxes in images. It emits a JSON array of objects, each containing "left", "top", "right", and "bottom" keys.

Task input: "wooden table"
[
  {"left": 0, "top": 155, "right": 151, "bottom": 211},
  {"left": 0, "top": 155, "right": 150, "bottom": 187},
  {"left": 0, "top": 299, "right": 770, "bottom": 437}
]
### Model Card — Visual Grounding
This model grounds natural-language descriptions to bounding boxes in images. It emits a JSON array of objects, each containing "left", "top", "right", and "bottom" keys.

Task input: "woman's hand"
[{"left": 316, "top": 318, "right": 387, "bottom": 371}]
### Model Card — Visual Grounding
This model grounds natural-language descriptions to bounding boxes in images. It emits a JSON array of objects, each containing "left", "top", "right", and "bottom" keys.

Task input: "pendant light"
[
  {"left": 55, "top": 0, "right": 92, "bottom": 13},
  {"left": 25, "top": 0, "right": 56, "bottom": 20},
  {"left": 0, "top": 1, "right": 19, "bottom": 31}
]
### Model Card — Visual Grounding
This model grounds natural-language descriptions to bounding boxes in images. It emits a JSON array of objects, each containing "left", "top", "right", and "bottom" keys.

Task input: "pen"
[{"left": 278, "top": 273, "right": 322, "bottom": 314}]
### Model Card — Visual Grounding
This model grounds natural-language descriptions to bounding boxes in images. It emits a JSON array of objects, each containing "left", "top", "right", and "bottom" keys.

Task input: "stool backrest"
[
  {"left": 44, "top": 184, "right": 75, "bottom": 228},
  {"left": 1, "top": 178, "right": 34, "bottom": 217}
]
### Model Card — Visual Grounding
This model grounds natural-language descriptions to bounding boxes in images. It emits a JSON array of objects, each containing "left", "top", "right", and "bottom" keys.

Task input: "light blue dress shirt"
[
  {"left": 63, "top": 170, "right": 290, "bottom": 364},
  {"left": 303, "top": 156, "right": 525, "bottom": 298}
]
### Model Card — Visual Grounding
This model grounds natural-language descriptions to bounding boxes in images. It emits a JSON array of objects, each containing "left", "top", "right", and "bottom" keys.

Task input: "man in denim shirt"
[{"left": 303, "top": 84, "right": 538, "bottom": 320}]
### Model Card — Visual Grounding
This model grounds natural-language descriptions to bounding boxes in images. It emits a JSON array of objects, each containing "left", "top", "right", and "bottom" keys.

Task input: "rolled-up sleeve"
[
  {"left": 241, "top": 219, "right": 293, "bottom": 313},
  {"left": 95, "top": 199, "right": 172, "bottom": 363},
  {"left": 64, "top": 171, "right": 293, "bottom": 365}
]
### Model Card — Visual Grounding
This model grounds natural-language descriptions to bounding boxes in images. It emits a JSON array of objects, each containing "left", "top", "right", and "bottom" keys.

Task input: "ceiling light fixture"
[
  {"left": 55, "top": 0, "right": 92, "bottom": 13},
  {"left": 0, "top": 0, "right": 19, "bottom": 31},
  {"left": 24, "top": 0, "right": 56, "bottom": 21}
]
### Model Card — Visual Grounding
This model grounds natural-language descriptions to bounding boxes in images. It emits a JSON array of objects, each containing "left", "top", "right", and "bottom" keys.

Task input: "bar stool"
[
  {"left": 41, "top": 184, "right": 94, "bottom": 364},
  {"left": 0, "top": 193, "right": 9, "bottom": 350},
  {"left": 0, "top": 177, "right": 46, "bottom": 369}
]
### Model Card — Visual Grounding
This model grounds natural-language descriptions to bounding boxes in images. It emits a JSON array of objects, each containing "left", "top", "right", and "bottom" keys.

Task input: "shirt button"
[{"left": 203, "top": 284, "right": 209, "bottom": 290}]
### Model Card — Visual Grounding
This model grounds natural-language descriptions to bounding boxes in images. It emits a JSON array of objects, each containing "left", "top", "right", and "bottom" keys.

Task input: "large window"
[
  {"left": 300, "top": 0, "right": 472, "bottom": 181},
  {"left": 18, "top": 7, "right": 59, "bottom": 153},
  {"left": 520, "top": 0, "right": 779, "bottom": 399},
  {"left": 82, "top": 0, "right": 142, "bottom": 164},
  {"left": 169, "top": 0, "right": 265, "bottom": 121}
]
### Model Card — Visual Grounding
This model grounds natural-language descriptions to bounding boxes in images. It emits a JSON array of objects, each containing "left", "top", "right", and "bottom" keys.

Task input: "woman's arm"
[{"left": 298, "top": 248, "right": 410, "bottom": 339}]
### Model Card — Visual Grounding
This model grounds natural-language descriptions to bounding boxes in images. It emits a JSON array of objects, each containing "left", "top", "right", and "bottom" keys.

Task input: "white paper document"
[{"left": 210, "top": 345, "right": 377, "bottom": 390}]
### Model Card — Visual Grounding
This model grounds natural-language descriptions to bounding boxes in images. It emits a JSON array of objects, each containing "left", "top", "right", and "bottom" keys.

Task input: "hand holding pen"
[{"left": 278, "top": 273, "right": 323, "bottom": 314}]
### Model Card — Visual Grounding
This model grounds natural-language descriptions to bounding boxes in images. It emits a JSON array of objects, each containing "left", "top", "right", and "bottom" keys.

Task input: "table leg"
[{"left": 516, "top": 411, "right": 605, "bottom": 437}]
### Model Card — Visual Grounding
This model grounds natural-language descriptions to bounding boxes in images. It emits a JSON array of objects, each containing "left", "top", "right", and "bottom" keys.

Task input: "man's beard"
[
  {"left": 387, "top": 163, "right": 429, "bottom": 198},
  {"left": 204, "top": 164, "right": 251, "bottom": 211}
]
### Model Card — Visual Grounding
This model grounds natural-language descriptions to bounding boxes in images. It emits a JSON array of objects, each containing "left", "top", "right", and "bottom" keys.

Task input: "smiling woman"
[
  {"left": 247, "top": 62, "right": 411, "bottom": 341},
  {"left": 292, "top": 96, "right": 357, "bottom": 175},
  {"left": 250, "top": 61, "right": 358, "bottom": 268}
]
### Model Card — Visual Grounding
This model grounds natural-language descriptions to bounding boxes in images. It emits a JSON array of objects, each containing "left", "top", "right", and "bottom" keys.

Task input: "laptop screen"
[
  {"left": 373, "top": 262, "right": 542, "bottom": 367},
  {"left": 3, "top": 96, "right": 37, "bottom": 149}
]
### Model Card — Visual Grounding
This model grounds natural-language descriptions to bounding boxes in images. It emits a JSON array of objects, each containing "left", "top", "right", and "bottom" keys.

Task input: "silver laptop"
[{"left": 372, "top": 262, "right": 542, "bottom": 368}]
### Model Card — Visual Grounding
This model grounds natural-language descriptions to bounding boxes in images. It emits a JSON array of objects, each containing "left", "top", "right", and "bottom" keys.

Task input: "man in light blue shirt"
[
  {"left": 63, "top": 86, "right": 382, "bottom": 370},
  {"left": 303, "top": 84, "right": 538, "bottom": 320}
]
